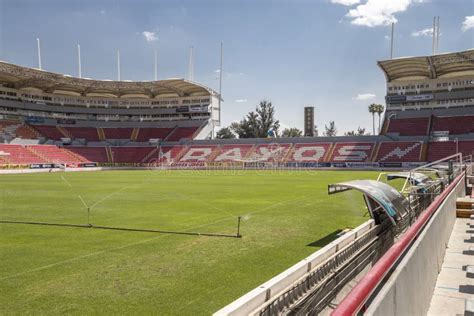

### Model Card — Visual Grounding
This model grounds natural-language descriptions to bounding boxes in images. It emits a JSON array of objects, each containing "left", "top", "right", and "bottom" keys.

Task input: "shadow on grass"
[{"left": 306, "top": 229, "right": 342, "bottom": 247}]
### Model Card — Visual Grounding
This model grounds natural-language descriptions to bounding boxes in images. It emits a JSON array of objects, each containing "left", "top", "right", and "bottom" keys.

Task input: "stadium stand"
[
  {"left": 103, "top": 128, "right": 133, "bottom": 140},
  {"left": 329, "top": 142, "right": 375, "bottom": 162},
  {"left": 110, "top": 147, "right": 154, "bottom": 163},
  {"left": 166, "top": 127, "right": 199, "bottom": 142},
  {"left": 213, "top": 144, "right": 255, "bottom": 162},
  {"left": 67, "top": 147, "right": 108, "bottom": 163},
  {"left": 427, "top": 140, "right": 474, "bottom": 162},
  {"left": 0, "top": 144, "right": 46, "bottom": 164},
  {"left": 179, "top": 145, "right": 220, "bottom": 162},
  {"left": 136, "top": 128, "right": 174, "bottom": 142},
  {"left": 145, "top": 145, "right": 187, "bottom": 163},
  {"left": 385, "top": 117, "right": 430, "bottom": 136},
  {"left": 64, "top": 127, "right": 100, "bottom": 141},
  {"left": 376, "top": 141, "right": 423, "bottom": 162},
  {"left": 28, "top": 145, "right": 85, "bottom": 163},
  {"left": 251, "top": 143, "right": 291, "bottom": 162},
  {"left": 287, "top": 143, "right": 331, "bottom": 162},
  {"left": 34, "top": 125, "right": 65, "bottom": 140},
  {"left": 431, "top": 115, "right": 474, "bottom": 135}
]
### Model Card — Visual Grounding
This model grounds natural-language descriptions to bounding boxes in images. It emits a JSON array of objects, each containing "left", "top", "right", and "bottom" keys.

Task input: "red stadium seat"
[
  {"left": 166, "top": 127, "right": 199, "bottom": 142},
  {"left": 431, "top": 115, "right": 474, "bottom": 135},
  {"left": 66, "top": 147, "right": 108, "bottom": 163},
  {"left": 376, "top": 141, "right": 423, "bottom": 162},
  {"left": 329, "top": 142, "right": 375, "bottom": 162},
  {"left": 287, "top": 143, "right": 331, "bottom": 162},
  {"left": 386, "top": 118, "right": 430, "bottom": 136},
  {"left": 0, "top": 144, "right": 46, "bottom": 164}
]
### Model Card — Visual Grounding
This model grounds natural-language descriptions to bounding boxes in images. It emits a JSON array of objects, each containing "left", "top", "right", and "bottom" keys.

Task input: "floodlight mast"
[
  {"left": 117, "top": 50, "right": 121, "bottom": 81},
  {"left": 37, "top": 38, "right": 42, "bottom": 70},
  {"left": 390, "top": 22, "right": 394, "bottom": 59},
  {"left": 154, "top": 49, "right": 158, "bottom": 81},
  {"left": 77, "top": 44, "right": 82, "bottom": 78}
]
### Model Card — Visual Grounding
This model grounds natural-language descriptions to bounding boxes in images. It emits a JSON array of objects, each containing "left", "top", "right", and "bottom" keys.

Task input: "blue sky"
[{"left": 0, "top": 0, "right": 473, "bottom": 134}]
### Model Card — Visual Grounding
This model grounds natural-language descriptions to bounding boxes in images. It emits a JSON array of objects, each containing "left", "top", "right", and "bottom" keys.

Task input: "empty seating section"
[
  {"left": 34, "top": 125, "right": 65, "bottom": 140},
  {"left": 179, "top": 146, "right": 220, "bottom": 162},
  {"left": 213, "top": 145, "right": 255, "bottom": 162},
  {"left": 329, "top": 142, "right": 374, "bottom": 162},
  {"left": 251, "top": 144, "right": 291, "bottom": 162},
  {"left": 29, "top": 145, "right": 85, "bottom": 163},
  {"left": 432, "top": 116, "right": 474, "bottom": 135},
  {"left": 288, "top": 143, "right": 331, "bottom": 162},
  {"left": 376, "top": 142, "right": 422, "bottom": 162},
  {"left": 110, "top": 147, "right": 154, "bottom": 163},
  {"left": 64, "top": 127, "right": 99, "bottom": 141},
  {"left": 145, "top": 146, "right": 185, "bottom": 163},
  {"left": 386, "top": 118, "right": 429, "bottom": 136},
  {"left": 103, "top": 128, "right": 133, "bottom": 139},
  {"left": 67, "top": 147, "right": 108, "bottom": 163},
  {"left": 166, "top": 127, "right": 199, "bottom": 142},
  {"left": 0, "top": 144, "right": 45, "bottom": 164},
  {"left": 136, "top": 128, "right": 173, "bottom": 141},
  {"left": 15, "top": 124, "right": 39, "bottom": 138},
  {"left": 426, "top": 141, "right": 456, "bottom": 162}
]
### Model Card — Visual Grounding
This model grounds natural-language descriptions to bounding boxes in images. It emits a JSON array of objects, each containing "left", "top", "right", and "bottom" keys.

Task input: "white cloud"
[
  {"left": 346, "top": 0, "right": 421, "bottom": 27},
  {"left": 384, "top": 35, "right": 391, "bottom": 40},
  {"left": 99, "top": 9, "right": 106, "bottom": 15},
  {"left": 234, "top": 99, "right": 248, "bottom": 103},
  {"left": 214, "top": 69, "right": 221, "bottom": 73},
  {"left": 462, "top": 16, "right": 474, "bottom": 32},
  {"left": 331, "top": 0, "right": 360, "bottom": 6},
  {"left": 411, "top": 27, "right": 434, "bottom": 37},
  {"left": 354, "top": 93, "right": 376, "bottom": 100},
  {"left": 142, "top": 31, "right": 158, "bottom": 42}
]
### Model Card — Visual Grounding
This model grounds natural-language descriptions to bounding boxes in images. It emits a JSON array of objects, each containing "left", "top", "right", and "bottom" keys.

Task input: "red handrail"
[{"left": 331, "top": 172, "right": 465, "bottom": 316}]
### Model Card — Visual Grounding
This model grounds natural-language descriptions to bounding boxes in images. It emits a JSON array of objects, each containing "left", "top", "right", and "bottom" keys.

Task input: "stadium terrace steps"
[
  {"left": 376, "top": 141, "right": 423, "bottom": 162},
  {"left": 33, "top": 125, "right": 65, "bottom": 140},
  {"left": 166, "top": 127, "right": 199, "bottom": 142},
  {"left": 130, "top": 128, "right": 139, "bottom": 141},
  {"left": 97, "top": 128, "right": 106, "bottom": 141},
  {"left": 178, "top": 145, "right": 220, "bottom": 162},
  {"left": 0, "top": 144, "right": 47, "bottom": 164},
  {"left": 16, "top": 124, "right": 40, "bottom": 139},
  {"left": 110, "top": 147, "right": 155, "bottom": 163},
  {"left": 427, "top": 141, "right": 474, "bottom": 162},
  {"left": 103, "top": 128, "right": 133, "bottom": 140},
  {"left": 67, "top": 147, "right": 108, "bottom": 163},
  {"left": 56, "top": 126, "right": 72, "bottom": 139},
  {"left": 286, "top": 143, "right": 331, "bottom": 163},
  {"left": 386, "top": 117, "right": 430, "bottom": 136},
  {"left": 28, "top": 145, "right": 85, "bottom": 164},
  {"left": 136, "top": 128, "right": 174, "bottom": 142},
  {"left": 329, "top": 142, "right": 375, "bottom": 162},
  {"left": 212, "top": 144, "right": 255, "bottom": 162},
  {"left": 64, "top": 127, "right": 100, "bottom": 142},
  {"left": 432, "top": 115, "right": 474, "bottom": 135}
]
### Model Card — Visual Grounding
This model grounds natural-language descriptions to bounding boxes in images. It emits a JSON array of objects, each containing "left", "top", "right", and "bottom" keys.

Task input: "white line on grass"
[{"left": 60, "top": 175, "right": 72, "bottom": 187}]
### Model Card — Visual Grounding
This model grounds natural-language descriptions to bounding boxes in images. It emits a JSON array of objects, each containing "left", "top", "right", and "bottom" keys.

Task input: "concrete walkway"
[{"left": 428, "top": 218, "right": 474, "bottom": 316}]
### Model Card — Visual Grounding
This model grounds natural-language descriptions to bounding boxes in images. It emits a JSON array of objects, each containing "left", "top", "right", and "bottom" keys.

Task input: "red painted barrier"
[{"left": 331, "top": 172, "right": 465, "bottom": 316}]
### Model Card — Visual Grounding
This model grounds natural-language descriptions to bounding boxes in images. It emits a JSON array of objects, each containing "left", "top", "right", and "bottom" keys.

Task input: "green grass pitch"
[{"left": 0, "top": 169, "right": 380, "bottom": 314}]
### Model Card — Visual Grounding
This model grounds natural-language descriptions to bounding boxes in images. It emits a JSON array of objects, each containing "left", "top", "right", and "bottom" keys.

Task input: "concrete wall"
[
  {"left": 366, "top": 176, "right": 465, "bottom": 316},
  {"left": 214, "top": 220, "right": 376, "bottom": 316}
]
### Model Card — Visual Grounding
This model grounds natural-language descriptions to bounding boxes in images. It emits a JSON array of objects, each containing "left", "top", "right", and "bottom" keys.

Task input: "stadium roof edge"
[
  {"left": 377, "top": 48, "right": 474, "bottom": 82},
  {"left": 0, "top": 60, "right": 220, "bottom": 99}
]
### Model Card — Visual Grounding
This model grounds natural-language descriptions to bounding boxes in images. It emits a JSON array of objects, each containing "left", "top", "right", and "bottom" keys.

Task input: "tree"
[
  {"left": 368, "top": 103, "right": 377, "bottom": 135},
  {"left": 230, "top": 100, "right": 280, "bottom": 138},
  {"left": 324, "top": 121, "right": 337, "bottom": 137},
  {"left": 216, "top": 127, "right": 236, "bottom": 139},
  {"left": 345, "top": 127, "right": 368, "bottom": 136},
  {"left": 375, "top": 104, "right": 385, "bottom": 134},
  {"left": 281, "top": 127, "right": 303, "bottom": 138}
]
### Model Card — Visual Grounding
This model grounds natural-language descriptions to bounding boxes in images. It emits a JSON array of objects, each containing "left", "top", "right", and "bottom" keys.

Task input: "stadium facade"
[{"left": 0, "top": 49, "right": 472, "bottom": 169}]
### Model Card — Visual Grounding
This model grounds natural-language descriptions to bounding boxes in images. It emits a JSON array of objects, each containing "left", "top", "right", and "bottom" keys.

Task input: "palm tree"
[
  {"left": 368, "top": 103, "right": 377, "bottom": 135},
  {"left": 375, "top": 104, "right": 385, "bottom": 134}
]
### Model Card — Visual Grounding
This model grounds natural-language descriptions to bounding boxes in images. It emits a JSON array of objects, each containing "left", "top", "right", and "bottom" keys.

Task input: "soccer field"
[{"left": 0, "top": 169, "right": 379, "bottom": 314}]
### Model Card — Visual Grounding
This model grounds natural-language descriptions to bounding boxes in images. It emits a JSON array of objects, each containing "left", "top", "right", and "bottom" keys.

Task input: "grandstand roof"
[
  {"left": 378, "top": 49, "right": 474, "bottom": 82},
  {"left": 0, "top": 61, "right": 218, "bottom": 98}
]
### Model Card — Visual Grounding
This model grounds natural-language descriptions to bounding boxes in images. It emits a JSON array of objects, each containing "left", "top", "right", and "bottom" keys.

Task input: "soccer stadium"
[{"left": 1, "top": 2, "right": 474, "bottom": 316}]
